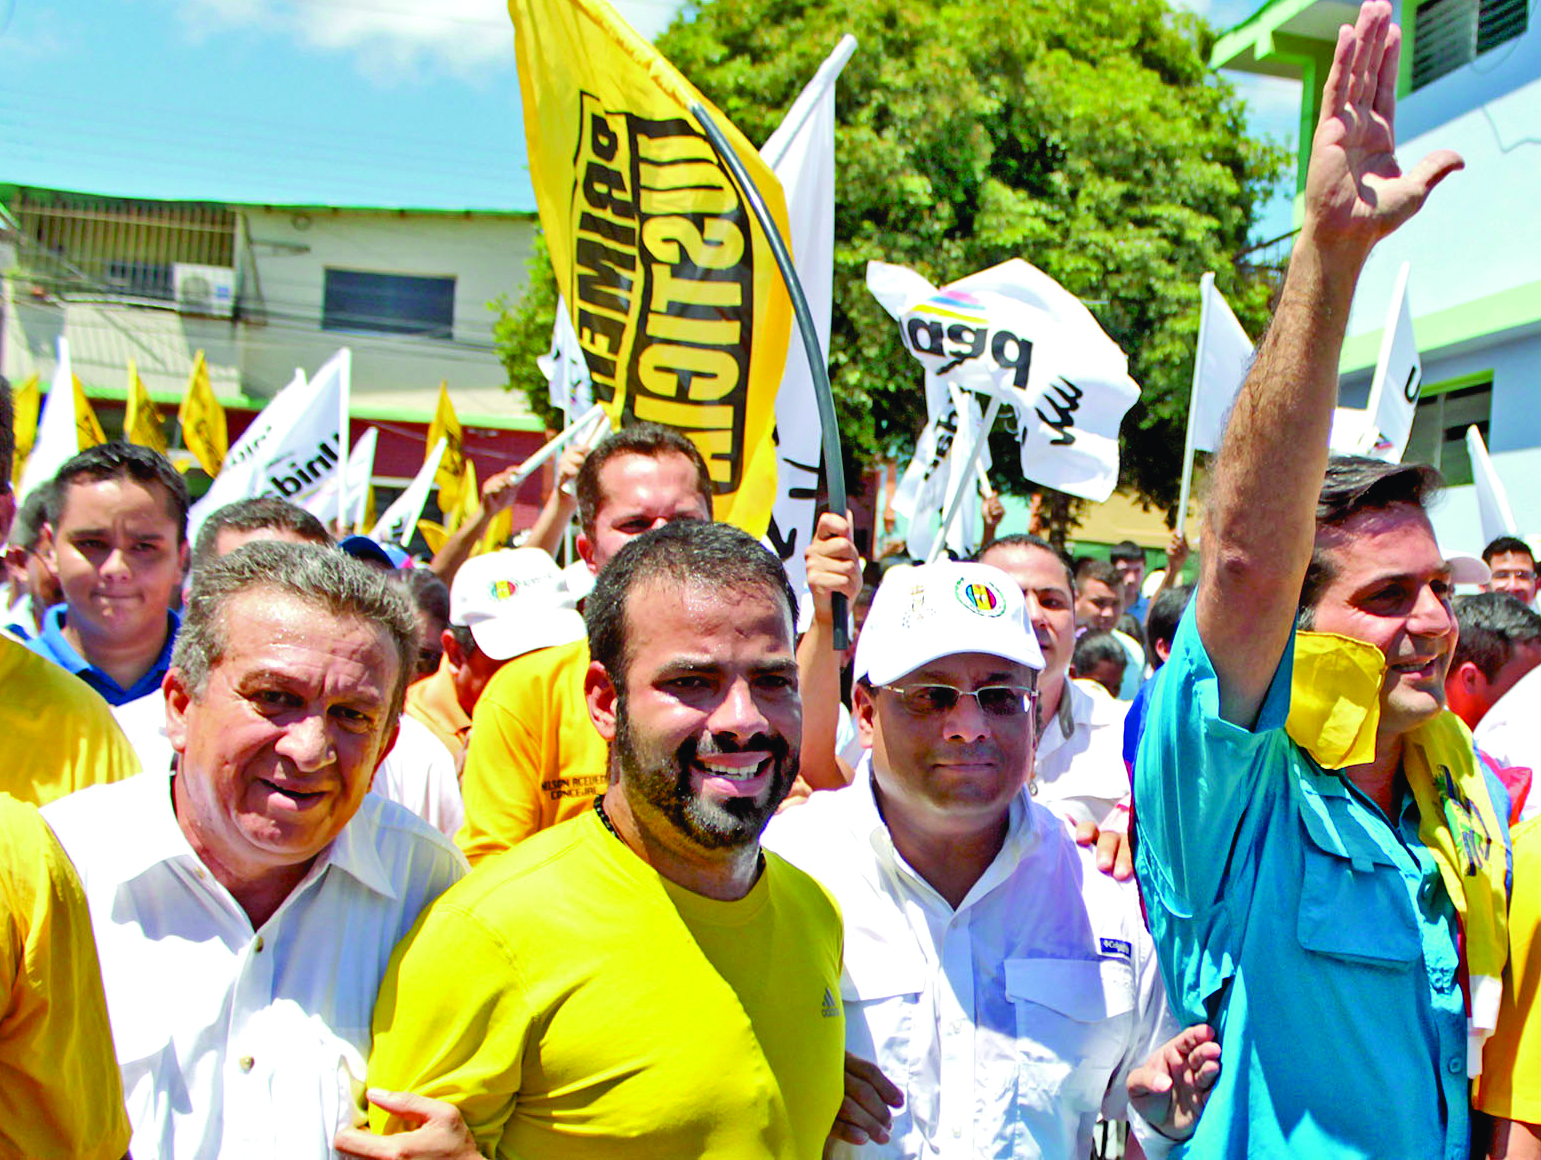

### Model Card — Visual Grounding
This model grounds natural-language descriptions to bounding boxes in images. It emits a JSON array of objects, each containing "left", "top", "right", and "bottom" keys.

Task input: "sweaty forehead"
[
  {"left": 595, "top": 452, "right": 709, "bottom": 519},
  {"left": 1317, "top": 502, "right": 1443, "bottom": 573},
  {"left": 979, "top": 544, "right": 1073, "bottom": 598}
]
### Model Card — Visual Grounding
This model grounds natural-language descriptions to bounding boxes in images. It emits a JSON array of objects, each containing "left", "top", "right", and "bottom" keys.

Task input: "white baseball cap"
[
  {"left": 855, "top": 561, "right": 1044, "bottom": 685},
  {"left": 450, "top": 548, "right": 586, "bottom": 662}
]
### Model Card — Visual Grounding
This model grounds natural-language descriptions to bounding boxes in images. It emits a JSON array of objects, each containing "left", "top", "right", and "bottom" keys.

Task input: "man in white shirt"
[
  {"left": 764, "top": 560, "right": 1216, "bottom": 1159},
  {"left": 44, "top": 540, "right": 468, "bottom": 1159},
  {"left": 975, "top": 535, "right": 1131, "bottom": 827}
]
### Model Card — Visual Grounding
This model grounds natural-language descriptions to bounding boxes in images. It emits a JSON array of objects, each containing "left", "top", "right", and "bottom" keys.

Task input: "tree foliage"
[{"left": 494, "top": 0, "right": 1287, "bottom": 519}]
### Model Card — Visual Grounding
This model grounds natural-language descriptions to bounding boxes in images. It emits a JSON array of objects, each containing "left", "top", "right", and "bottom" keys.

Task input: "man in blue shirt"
[
  {"left": 1133, "top": 5, "right": 1508, "bottom": 1158},
  {"left": 28, "top": 441, "right": 188, "bottom": 706}
]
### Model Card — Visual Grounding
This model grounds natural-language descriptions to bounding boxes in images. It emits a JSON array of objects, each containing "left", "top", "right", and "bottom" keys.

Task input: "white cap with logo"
[
  {"left": 450, "top": 548, "right": 587, "bottom": 662},
  {"left": 855, "top": 561, "right": 1045, "bottom": 685}
]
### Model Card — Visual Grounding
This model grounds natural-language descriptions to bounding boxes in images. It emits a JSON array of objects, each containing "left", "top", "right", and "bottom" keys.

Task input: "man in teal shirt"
[{"left": 1133, "top": 4, "right": 1508, "bottom": 1157}]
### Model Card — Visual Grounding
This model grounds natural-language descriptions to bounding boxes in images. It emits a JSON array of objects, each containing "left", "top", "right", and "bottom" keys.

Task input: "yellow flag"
[
  {"left": 124, "top": 360, "right": 169, "bottom": 455},
  {"left": 416, "top": 520, "right": 450, "bottom": 555},
  {"left": 10, "top": 373, "right": 39, "bottom": 488},
  {"left": 73, "top": 377, "right": 106, "bottom": 451},
  {"left": 177, "top": 351, "right": 228, "bottom": 476},
  {"left": 478, "top": 508, "right": 514, "bottom": 556},
  {"left": 426, "top": 382, "right": 465, "bottom": 515},
  {"left": 445, "top": 458, "right": 479, "bottom": 535},
  {"left": 508, "top": 0, "right": 791, "bottom": 536}
]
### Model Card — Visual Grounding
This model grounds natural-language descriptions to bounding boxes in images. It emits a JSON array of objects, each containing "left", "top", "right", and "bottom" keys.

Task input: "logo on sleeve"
[
  {"left": 821, "top": 986, "right": 840, "bottom": 1018},
  {"left": 1099, "top": 937, "right": 1132, "bottom": 959}
]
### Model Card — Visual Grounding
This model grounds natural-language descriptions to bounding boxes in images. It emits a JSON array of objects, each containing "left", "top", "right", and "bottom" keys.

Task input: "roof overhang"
[{"left": 1211, "top": 0, "right": 1362, "bottom": 76}]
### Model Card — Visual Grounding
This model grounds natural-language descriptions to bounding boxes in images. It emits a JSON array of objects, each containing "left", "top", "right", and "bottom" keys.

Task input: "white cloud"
[{"left": 176, "top": 0, "right": 682, "bottom": 82}]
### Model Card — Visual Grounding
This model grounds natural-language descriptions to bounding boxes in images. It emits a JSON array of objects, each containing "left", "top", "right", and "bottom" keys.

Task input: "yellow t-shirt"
[
  {"left": 370, "top": 810, "right": 846, "bottom": 1159},
  {"left": 456, "top": 639, "right": 608, "bottom": 864},
  {"left": 1478, "top": 815, "right": 1540, "bottom": 1122},
  {"left": 0, "top": 794, "right": 131, "bottom": 1159},
  {"left": 0, "top": 635, "right": 140, "bottom": 806}
]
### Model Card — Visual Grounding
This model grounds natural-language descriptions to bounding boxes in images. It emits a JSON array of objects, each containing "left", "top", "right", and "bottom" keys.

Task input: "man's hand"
[
  {"left": 805, "top": 511, "right": 862, "bottom": 626},
  {"left": 479, "top": 464, "right": 524, "bottom": 517},
  {"left": 1074, "top": 807, "right": 1133, "bottom": 881},
  {"left": 553, "top": 441, "right": 588, "bottom": 499},
  {"left": 333, "top": 1089, "right": 481, "bottom": 1160},
  {"left": 1127, "top": 1024, "right": 1222, "bottom": 1142},
  {"left": 826, "top": 1052, "right": 903, "bottom": 1152},
  {"left": 1303, "top": 0, "right": 1461, "bottom": 258},
  {"left": 1164, "top": 532, "right": 1189, "bottom": 578}
]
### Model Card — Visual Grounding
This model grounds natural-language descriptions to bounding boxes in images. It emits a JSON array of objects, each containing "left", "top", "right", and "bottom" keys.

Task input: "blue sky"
[{"left": 4, "top": 0, "right": 1300, "bottom": 235}]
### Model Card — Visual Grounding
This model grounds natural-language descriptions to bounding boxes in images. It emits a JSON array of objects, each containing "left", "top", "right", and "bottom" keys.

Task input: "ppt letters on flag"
[{"left": 508, "top": 0, "right": 793, "bottom": 535}]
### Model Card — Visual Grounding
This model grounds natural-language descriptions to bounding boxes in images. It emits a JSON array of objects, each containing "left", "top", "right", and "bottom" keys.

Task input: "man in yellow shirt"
[
  {"left": 362, "top": 521, "right": 846, "bottom": 1158},
  {"left": 0, "top": 793, "right": 131, "bottom": 1160}
]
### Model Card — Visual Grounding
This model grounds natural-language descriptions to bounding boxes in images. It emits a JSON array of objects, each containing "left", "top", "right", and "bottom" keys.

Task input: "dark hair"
[
  {"left": 1297, "top": 455, "right": 1444, "bottom": 627},
  {"left": 191, "top": 496, "right": 331, "bottom": 576},
  {"left": 1452, "top": 592, "right": 1541, "bottom": 681},
  {"left": 585, "top": 520, "right": 795, "bottom": 691},
  {"left": 0, "top": 376, "right": 12, "bottom": 488},
  {"left": 175, "top": 540, "right": 418, "bottom": 722},
  {"left": 446, "top": 622, "right": 477, "bottom": 657},
  {"left": 1145, "top": 584, "right": 1193, "bottom": 661},
  {"left": 975, "top": 533, "right": 1076, "bottom": 594},
  {"left": 1075, "top": 557, "right": 1120, "bottom": 591},
  {"left": 399, "top": 566, "right": 450, "bottom": 625},
  {"left": 575, "top": 423, "right": 713, "bottom": 540},
  {"left": 10, "top": 485, "right": 52, "bottom": 550},
  {"left": 1482, "top": 535, "right": 1533, "bottom": 566},
  {"left": 1073, "top": 631, "right": 1127, "bottom": 675},
  {"left": 47, "top": 440, "right": 191, "bottom": 543},
  {"left": 1109, "top": 540, "right": 1144, "bottom": 565}
]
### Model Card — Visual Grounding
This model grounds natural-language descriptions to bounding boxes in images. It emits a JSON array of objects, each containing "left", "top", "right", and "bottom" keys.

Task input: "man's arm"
[
  {"left": 1126, "top": 1023, "right": 1222, "bottom": 1143},
  {"left": 1196, "top": 0, "right": 1461, "bottom": 725},
  {"left": 796, "top": 511, "right": 862, "bottom": 791},
  {"left": 522, "top": 442, "right": 588, "bottom": 558}
]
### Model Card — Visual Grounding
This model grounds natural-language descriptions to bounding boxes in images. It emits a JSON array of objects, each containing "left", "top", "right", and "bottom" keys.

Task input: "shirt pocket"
[
  {"left": 1003, "top": 957, "right": 1134, "bottom": 1100},
  {"left": 1295, "top": 802, "right": 1421, "bottom": 967}
]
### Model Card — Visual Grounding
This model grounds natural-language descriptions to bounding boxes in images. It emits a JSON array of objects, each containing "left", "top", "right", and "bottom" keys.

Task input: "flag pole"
[
  {"left": 1176, "top": 273, "right": 1213, "bottom": 541},
  {"left": 692, "top": 101, "right": 850, "bottom": 649},
  {"left": 928, "top": 392, "right": 1001, "bottom": 564}
]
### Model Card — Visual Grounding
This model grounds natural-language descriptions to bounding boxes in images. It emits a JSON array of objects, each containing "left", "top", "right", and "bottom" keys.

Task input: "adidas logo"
[{"left": 821, "top": 986, "right": 840, "bottom": 1019}]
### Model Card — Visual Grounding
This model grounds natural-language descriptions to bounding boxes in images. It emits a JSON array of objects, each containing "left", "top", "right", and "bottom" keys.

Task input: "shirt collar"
[{"left": 34, "top": 605, "right": 181, "bottom": 700}]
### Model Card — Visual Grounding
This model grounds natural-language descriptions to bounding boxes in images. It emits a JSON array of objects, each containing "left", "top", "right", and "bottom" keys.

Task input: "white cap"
[
  {"left": 450, "top": 549, "right": 586, "bottom": 662},
  {"left": 855, "top": 561, "right": 1044, "bottom": 685},
  {"left": 1445, "top": 551, "right": 1490, "bottom": 586}
]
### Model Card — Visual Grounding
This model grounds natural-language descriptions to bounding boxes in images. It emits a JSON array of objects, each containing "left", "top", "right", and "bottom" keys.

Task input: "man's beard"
[{"left": 611, "top": 698, "right": 799, "bottom": 850}]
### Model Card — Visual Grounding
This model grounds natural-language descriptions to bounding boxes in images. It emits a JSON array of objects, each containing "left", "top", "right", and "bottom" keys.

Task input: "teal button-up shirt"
[{"left": 1133, "top": 607, "right": 1469, "bottom": 1159}]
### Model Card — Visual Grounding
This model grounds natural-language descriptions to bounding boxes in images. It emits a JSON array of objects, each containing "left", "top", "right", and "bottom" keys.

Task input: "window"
[
  {"left": 322, "top": 269, "right": 456, "bottom": 338},
  {"left": 1402, "top": 379, "right": 1492, "bottom": 486},
  {"left": 1411, "top": 0, "right": 1528, "bottom": 90}
]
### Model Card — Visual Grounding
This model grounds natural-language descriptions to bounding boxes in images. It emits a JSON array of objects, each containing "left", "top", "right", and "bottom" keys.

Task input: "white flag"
[
  {"left": 1191, "top": 273, "right": 1254, "bottom": 454},
  {"left": 867, "top": 258, "right": 1141, "bottom": 502},
  {"left": 891, "top": 383, "right": 988, "bottom": 560},
  {"left": 305, "top": 427, "right": 378, "bottom": 531},
  {"left": 186, "top": 350, "right": 350, "bottom": 546},
  {"left": 541, "top": 295, "right": 594, "bottom": 418},
  {"left": 758, "top": 35, "right": 856, "bottom": 596},
  {"left": 372, "top": 438, "right": 447, "bottom": 548},
  {"left": 1361, "top": 262, "right": 1420, "bottom": 463},
  {"left": 19, "top": 337, "right": 83, "bottom": 504},
  {"left": 1467, "top": 425, "right": 1518, "bottom": 546}
]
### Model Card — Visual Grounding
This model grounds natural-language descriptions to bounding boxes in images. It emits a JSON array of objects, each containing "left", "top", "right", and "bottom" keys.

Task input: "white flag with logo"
[
  {"left": 1191, "top": 273, "right": 1254, "bottom": 454},
  {"left": 18, "top": 337, "right": 83, "bottom": 504},
  {"left": 541, "top": 295, "right": 594, "bottom": 418},
  {"left": 186, "top": 350, "right": 350, "bottom": 546},
  {"left": 1360, "top": 262, "right": 1420, "bottom": 463},
  {"left": 305, "top": 427, "right": 378, "bottom": 531},
  {"left": 758, "top": 35, "right": 855, "bottom": 596},
  {"left": 1467, "top": 425, "right": 1518, "bottom": 546},
  {"left": 372, "top": 438, "right": 447, "bottom": 548},
  {"left": 867, "top": 258, "right": 1140, "bottom": 502}
]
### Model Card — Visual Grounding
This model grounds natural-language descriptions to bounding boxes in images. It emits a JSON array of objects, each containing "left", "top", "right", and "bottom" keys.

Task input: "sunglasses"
[{"left": 876, "top": 683, "right": 1037, "bottom": 718}]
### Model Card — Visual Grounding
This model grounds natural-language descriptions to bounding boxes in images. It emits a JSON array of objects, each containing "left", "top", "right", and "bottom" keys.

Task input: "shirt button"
[
  {"left": 952, "top": 1125, "right": 963, "bottom": 1138},
  {"left": 254, "top": 936, "right": 264, "bottom": 953},
  {"left": 1447, "top": 1056, "right": 1463, "bottom": 1075},
  {"left": 239, "top": 1055, "right": 255, "bottom": 1072}
]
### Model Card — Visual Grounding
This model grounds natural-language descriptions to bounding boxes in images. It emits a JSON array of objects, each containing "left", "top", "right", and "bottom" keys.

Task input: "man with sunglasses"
[{"left": 764, "top": 561, "right": 1216, "bottom": 1158}]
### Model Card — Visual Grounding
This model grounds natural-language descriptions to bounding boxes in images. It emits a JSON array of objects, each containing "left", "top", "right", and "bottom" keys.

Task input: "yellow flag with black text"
[
  {"left": 178, "top": 351, "right": 228, "bottom": 476},
  {"left": 125, "top": 360, "right": 168, "bottom": 455},
  {"left": 10, "top": 373, "right": 39, "bottom": 488},
  {"left": 74, "top": 377, "right": 106, "bottom": 450},
  {"left": 508, "top": 0, "right": 791, "bottom": 536},
  {"left": 426, "top": 382, "right": 465, "bottom": 516}
]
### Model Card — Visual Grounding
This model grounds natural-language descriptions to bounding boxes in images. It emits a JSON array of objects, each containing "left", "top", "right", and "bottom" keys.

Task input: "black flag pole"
[{"left": 690, "top": 101, "right": 850, "bottom": 651}]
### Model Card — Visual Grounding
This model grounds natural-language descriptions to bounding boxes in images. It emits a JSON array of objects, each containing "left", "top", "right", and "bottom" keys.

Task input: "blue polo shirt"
[
  {"left": 1133, "top": 606, "right": 1469, "bottom": 1160},
  {"left": 25, "top": 605, "right": 179, "bottom": 707}
]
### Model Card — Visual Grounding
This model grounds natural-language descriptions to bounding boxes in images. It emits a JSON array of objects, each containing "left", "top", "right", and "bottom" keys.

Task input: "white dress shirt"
[
  {"left": 1034, "top": 677, "right": 1131, "bottom": 827},
  {"left": 43, "top": 772, "right": 468, "bottom": 1160},
  {"left": 1474, "top": 663, "right": 1541, "bottom": 821},
  {"left": 764, "top": 772, "right": 1176, "bottom": 1160},
  {"left": 111, "top": 688, "right": 171, "bottom": 775},
  {"left": 371, "top": 713, "right": 465, "bottom": 837}
]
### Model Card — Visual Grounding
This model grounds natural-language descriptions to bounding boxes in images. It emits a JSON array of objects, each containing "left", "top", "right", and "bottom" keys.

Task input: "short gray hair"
[{"left": 173, "top": 541, "right": 418, "bottom": 719}]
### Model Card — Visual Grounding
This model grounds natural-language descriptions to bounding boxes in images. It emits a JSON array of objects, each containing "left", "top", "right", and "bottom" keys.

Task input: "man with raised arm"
[{"left": 1133, "top": 5, "right": 1505, "bottom": 1157}]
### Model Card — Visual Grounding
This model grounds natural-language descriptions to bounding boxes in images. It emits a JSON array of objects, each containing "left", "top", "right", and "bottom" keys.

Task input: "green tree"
[{"left": 493, "top": 0, "right": 1285, "bottom": 527}]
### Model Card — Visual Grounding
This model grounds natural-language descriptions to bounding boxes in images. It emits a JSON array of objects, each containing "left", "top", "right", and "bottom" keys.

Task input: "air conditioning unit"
[{"left": 173, "top": 263, "right": 236, "bottom": 318}]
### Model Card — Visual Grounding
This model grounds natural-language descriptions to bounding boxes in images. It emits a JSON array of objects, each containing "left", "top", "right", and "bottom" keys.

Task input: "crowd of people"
[{"left": 0, "top": 4, "right": 1535, "bottom": 1157}]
